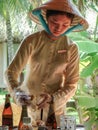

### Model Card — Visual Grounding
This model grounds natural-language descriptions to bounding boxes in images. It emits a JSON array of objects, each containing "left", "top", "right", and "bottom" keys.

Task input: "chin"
[
  {"left": 52, "top": 31, "right": 65, "bottom": 37},
  {"left": 52, "top": 33, "right": 61, "bottom": 37}
]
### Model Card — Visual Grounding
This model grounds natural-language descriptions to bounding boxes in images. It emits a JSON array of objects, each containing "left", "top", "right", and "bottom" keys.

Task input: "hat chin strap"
[{"left": 32, "top": 10, "right": 83, "bottom": 35}]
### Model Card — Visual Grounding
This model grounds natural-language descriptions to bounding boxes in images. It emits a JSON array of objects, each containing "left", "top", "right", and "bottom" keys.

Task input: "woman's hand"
[
  {"left": 15, "top": 90, "right": 34, "bottom": 106},
  {"left": 36, "top": 93, "right": 52, "bottom": 109}
]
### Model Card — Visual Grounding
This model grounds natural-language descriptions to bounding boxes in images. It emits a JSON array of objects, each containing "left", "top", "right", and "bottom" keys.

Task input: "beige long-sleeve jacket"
[{"left": 5, "top": 30, "right": 79, "bottom": 125}]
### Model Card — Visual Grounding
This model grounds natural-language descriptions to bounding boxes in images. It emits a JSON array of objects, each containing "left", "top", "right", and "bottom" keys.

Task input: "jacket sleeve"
[
  {"left": 53, "top": 43, "right": 79, "bottom": 115},
  {"left": 4, "top": 35, "right": 33, "bottom": 93}
]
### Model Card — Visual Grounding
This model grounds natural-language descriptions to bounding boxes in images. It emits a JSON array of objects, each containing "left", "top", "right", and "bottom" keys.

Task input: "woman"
[{"left": 4, "top": 0, "right": 89, "bottom": 127}]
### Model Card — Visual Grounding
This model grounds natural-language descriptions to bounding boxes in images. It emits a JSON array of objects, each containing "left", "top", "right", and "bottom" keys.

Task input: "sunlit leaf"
[{"left": 80, "top": 55, "right": 98, "bottom": 77}]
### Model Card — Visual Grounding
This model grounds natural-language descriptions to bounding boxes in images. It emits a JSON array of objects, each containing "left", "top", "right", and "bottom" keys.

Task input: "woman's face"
[{"left": 47, "top": 14, "right": 71, "bottom": 37}]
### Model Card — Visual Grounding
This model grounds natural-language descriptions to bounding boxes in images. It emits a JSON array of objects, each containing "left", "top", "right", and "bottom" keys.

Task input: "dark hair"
[{"left": 46, "top": 10, "right": 74, "bottom": 23}]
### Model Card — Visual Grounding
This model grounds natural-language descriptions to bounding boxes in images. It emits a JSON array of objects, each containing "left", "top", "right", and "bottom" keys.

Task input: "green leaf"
[
  {"left": 76, "top": 96, "right": 98, "bottom": 108},
  {"left": 80, "top": 55, "right": 98, "bottom": 77},
  {"left": 68, "top": 32, "right": 98, "bottom": 54},
  {"left": 76, "top": 96, "right": 95, "bottom": 108}
]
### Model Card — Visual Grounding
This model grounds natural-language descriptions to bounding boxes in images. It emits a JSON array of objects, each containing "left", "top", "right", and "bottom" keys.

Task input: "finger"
[
  {"left": 58, "top": 89, "right": 62, "bottom": 96},
  {"left": 37, "top": 95, "right": 46, "bottom": 105},
  {"left": 38, "top": 102, "right": 48, "bottom": 109},
  {"left": 40, "top": 93, "right": 50, "bottom": 99},
  {"left": 37, "top": 98, "right": 46, "bottom": 106},
  {"left": 40, "top": 93, "right": 52, "bottom": 102},
  {"left": 37, "top": 98, "right": 48, "bottom": 108}
]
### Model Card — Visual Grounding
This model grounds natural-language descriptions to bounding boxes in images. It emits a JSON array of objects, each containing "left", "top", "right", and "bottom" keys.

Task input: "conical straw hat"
[{"left": 29, "top": 0, "right": 89, "bottom": 33}]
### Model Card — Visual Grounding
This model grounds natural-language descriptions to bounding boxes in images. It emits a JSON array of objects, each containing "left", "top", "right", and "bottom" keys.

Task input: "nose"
[{"left": 55, "top": 24, "right": 61, "bottom": 31}]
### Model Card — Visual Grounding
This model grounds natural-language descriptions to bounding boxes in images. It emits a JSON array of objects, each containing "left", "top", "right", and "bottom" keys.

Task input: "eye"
[
  {"left": 63, "top": 24, "right": 70, "bottom": 27},
  {"left": 51, "top": 21, "right": 56, "bottom": 25},
  {"left": 63, "top": 24, "right": 67, "bottom": 27},
  {"left": 50, "top": 19, "right": 58, "bottom": 25}
]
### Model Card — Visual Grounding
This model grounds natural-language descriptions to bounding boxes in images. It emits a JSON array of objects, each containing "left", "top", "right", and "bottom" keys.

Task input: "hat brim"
[{"left": 29, "top": 0, "right": 89, "bottom": 32}]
